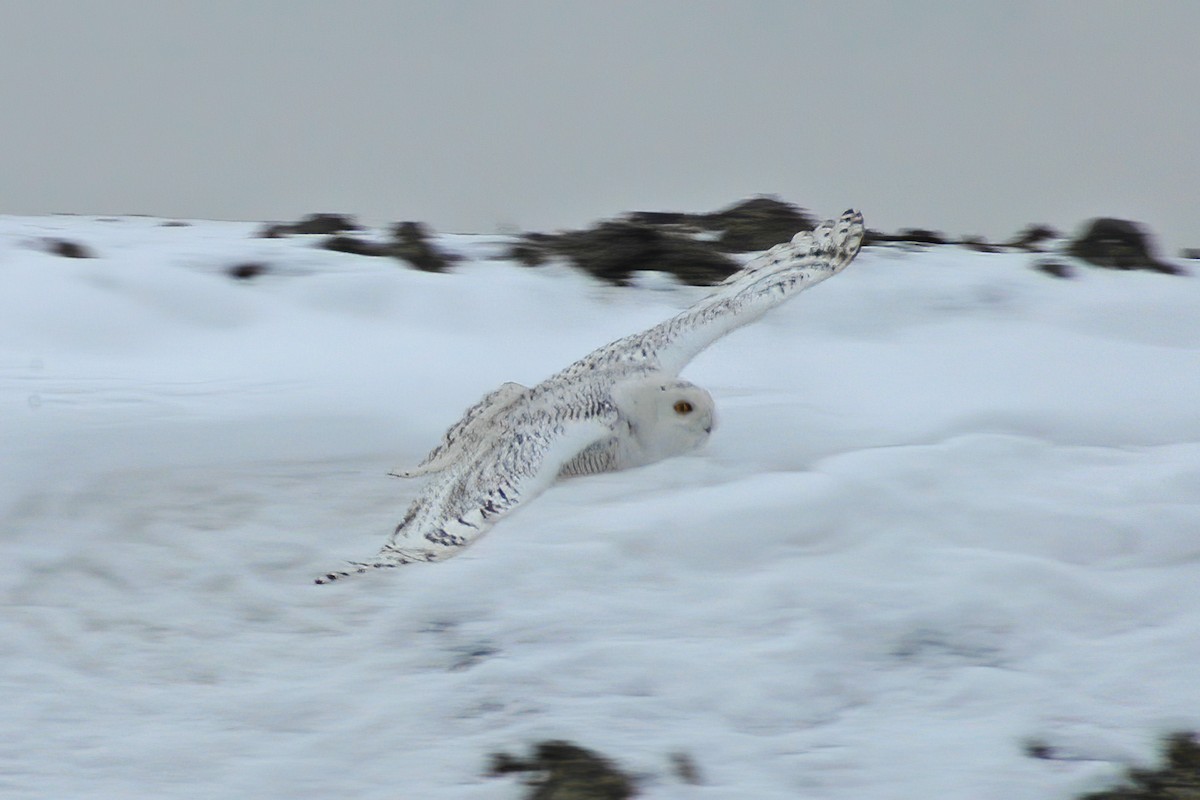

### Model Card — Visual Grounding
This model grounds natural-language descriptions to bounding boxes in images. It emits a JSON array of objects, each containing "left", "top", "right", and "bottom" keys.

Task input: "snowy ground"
[{"left": 2, "top": 214, "right": 1198, "bottom": 799}]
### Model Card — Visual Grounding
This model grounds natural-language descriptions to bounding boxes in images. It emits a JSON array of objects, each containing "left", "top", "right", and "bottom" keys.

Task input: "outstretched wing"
[
  {"left": 390, "top": 381, "right": 529, "bottom": 478},
  {"left": 555, "top": 209, "right": 864, "bottom": 380},
  {"left": 317, "top": 395, "right": 615, "bottom": 583}
]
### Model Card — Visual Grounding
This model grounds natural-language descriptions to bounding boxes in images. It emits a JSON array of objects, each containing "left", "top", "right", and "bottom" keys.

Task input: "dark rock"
[
  {"left": 256, "top": 213, "right": 361, "bottom": 238},
  {"left": 669, "top": 752, "right": 703, "bottom": 785},
  {"left": 390, "top": 221, "right": 457, "bottom": 273},
  {"left": 509, "top": 239, "right": 552, "bottom": 267},
  {"left": 860, "top": 229, "right": 887, "bottom": 247},
  {"left": 1079, "top": 731, "right": 1200, "bottom": 800},
  {"left": 510, "top": 232, "right": 565, "bottom": 267},
  {"left": 44, "top": 238, "right": 95, "bottom": 258},
  {"left": 487, "top": 740, "right": 637, "bottom": 800},
  {"left": 896, "top": 228, "right": 948, "bottom": 245},
  {"left": 509, "top": 198, "right": 821, "bottom": 284},
  {"left": 289, "top": 213, "right": 361, "bottom": 235},
  {"left": 227, "top": 262, "right": 268, "bottom": 280},
  {"left": 257, "top": 223, "right": 293, "bottom": 239},
  {"left": 625, "top": 197, "right": 815, "bottom": 253},
  {"left": 698, "top": 196, "right": 816, "bottom": 253},
  {"left": 320, "top": 235, "right": 391, "bottom": 257},
  {"left": 1006, "top": 224, "right": 1060, "bottom": 251},
  {"left": 518, "top": 221, "right": 738, "bottom": 286},
  {"left": 1023, "top": 740, "right": 1057, "bottom": 760},
  {"left": 160, "top": 220, "right": 191, "bottom": 227},
  {"left": 1067, "top": 218, "right": 1184, "bottom": 275},
  {"left": 625, "top": 210, "right": 695, "bottom": 227},
  {"left": 1033, "top": 259, "right": 1075, "bottom": 279},
  {"left": 1181, "top": 248, "right": 1200, "bottom": 260},
  {"left": 961, "top": 235, "right": 1001, "bottom": 253},
  {"left": 863, "top": 228, "right": 948, "bottom": 247}
]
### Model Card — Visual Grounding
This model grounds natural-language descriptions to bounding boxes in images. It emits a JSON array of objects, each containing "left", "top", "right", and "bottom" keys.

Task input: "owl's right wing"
[
  {"left": 317, "top": 395, "right": 615, "bottom": 583},
  {"left": 556, "top": 209, "right": 864, "bottom": 380}
]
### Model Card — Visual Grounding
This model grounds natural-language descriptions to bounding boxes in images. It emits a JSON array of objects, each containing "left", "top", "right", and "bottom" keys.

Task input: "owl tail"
[{"left": 313, "top": 560, "right": 403, "bottom": 584}]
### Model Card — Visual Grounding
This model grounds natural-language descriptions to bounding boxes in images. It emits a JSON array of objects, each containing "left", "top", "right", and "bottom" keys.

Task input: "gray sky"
[{"left": 3, "top": 1, "right": 1197, "bottom": 252}]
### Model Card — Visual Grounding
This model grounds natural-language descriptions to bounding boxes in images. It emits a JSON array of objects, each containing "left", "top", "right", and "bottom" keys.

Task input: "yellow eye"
[{"left": 673, "top": 400, "right": 694, "bottom": 414}]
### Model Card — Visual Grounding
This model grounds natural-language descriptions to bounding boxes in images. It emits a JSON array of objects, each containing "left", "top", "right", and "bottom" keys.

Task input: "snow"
[{"left": 2, "top": 214, "right": 1198, "bottom": 799}]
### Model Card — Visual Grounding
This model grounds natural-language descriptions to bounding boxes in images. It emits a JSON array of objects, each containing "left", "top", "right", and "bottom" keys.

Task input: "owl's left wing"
[
  {"left": 316, "top": 397, "right": 615, "bottom": 583},
  {"left": 389, "top": 381, "right": 529, "bottom": 478}
]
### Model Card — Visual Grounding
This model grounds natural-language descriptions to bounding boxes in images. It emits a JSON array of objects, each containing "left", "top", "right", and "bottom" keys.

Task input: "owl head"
[{"left": 612, "top": 375, "right": 716, "bottom": 463}]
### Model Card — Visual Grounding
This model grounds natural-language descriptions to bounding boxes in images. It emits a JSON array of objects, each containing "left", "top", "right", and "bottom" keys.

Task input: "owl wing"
[
  {"left": 389, "top": 381, "right": 529, "bottom": 478},
  {"left": 317, "top": 394, "right": 615, "bottom": 583},
  {"left": 555, "top": 209, "right": 864, "bottom": 380}
]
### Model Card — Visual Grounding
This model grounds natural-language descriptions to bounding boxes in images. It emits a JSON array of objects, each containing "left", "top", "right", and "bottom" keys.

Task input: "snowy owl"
[{"left": 316, "top": 209, "right": 865, "bottom": 583}]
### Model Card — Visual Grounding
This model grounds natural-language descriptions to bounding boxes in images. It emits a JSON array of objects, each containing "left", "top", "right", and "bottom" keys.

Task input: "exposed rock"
[
  {"left": 1009, "top": 224, "right": 1060, "bottom": 250},
  {"left": 896, "top": 228, "right": 948, "bottom": 245},
  {"left": 668, "top": 752, "right": 703, "bottom": 785},
  {"left": 256, "top": 213, "right": 361, "bottom": 238},
  {"left": 624, "top": 210, "right": 694, "bottom": 227},
  {"left": 289, "top": 213, "right": 361, "bottom": 235},
  {"left": 506, "top": 199, "right": 817, "bottom": 285},
  {"left": 1181, "top": 248, "right": 1200, "bottom": 260},
  {"left": 259, "top": 216, "right": 457, "bottom": 271},
  {"left": 258, "top": 223, "right": 293, "bottom": 239},
  {"left": 1024, "top": 740, "right": 1056, "bottom": 760},
  {"left": 390, "top": 221, "right": 457, "bottom": 273},
  {"left": 863, "top": 228, "right": 948, "bottom": 247},
  {"left": 1033, "top": 259, "right": 1075, "bottom": 279},
  {"left": 320, "top": 235, "right": 391, "bottom": 257},
  {"left": 697, "top": 196, "right": 816, "bottom": 252},
  {"left": 1006, "top": 224, "right": 1060, "bottom": 251},
  {"left": 516, "top": 220, "right": 738, "bottom": 285},
  {"left": 960, "top": 235, "right": 1002, "bottom": 253},
  {"left": 227, "top": 262, "right": 268, "bottom": 280},
  {"left": 43, "top": 238, "right": 95, "bottom": 258},
  {"left": 1067, "top": 218, "right": 1184, "bottom": 275},
  {"left": 860, "top": 229, "right": 885, "bottom": 247},
  {"left": 625, "top": 196, "right": 816, "bottom": 253},
  {"left": 509, "top": 234, "right": 555, "bottom": 267},
  {"left": 1078, "top": 732, "right": 1200, "bottom": 800},
  {"left": 487, "top": 740, "right": 637, "bottom": 799}
]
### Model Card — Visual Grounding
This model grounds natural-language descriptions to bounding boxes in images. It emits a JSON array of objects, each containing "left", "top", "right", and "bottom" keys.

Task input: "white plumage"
[{"left": 316, "top": 210, "right": 865, "bottom": 583}]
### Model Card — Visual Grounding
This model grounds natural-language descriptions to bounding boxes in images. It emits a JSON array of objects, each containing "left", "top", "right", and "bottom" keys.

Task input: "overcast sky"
[{"left": 2, "top": 1, "right": 1197, "bottom": 252}]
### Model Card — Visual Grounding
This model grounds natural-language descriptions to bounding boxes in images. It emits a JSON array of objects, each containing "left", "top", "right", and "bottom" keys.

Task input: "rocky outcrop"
[
  {"left": 1033, "top": 259, "right": 1075, "bottom": 279},
  {"left": 696, "top": 196, "right": 817, "bottom": 252},
  {"left": 226, "top": 262, "right": 269, "bottom": 280},
  {"left": 863, "top": 228, "right": 949, "bottom": 247},
  {"left": 390, "top": 221, "right": 457, "bottom": 273},
  {"left": 1067, "top": 217, "right": 1184, "bottom": 275},
  {"left": 258, "top": 213, "right": 361, "bottom": 238},
  {"left": 247, "top": 205, "right": 1190, "bottom": 284},
  {"left": 260, "top": 214, "right": 456, "bottom": 271},
  {"left": 509, "top": 196, "right": 817, "bottom": 285},
  {"left": 627, "top": 196, "right": 817, "bottom": 252},
  {"left": 1006, "top": 224, "right": 1060, "bottom": 252},
  {"left": 319, "top": 235, "right": 392, "bottom": 257},
  {"left": 1076, "top": 732, "right": 1200, "bottom": 800},
  {"left": 487, "top": 740, "right": 637, "bottom": 799},
  {"left": 42, "top": 238, "right": 95, "bottom": 258},
  {"left": 512, "top": 220, "right": 738, "bottom": 285}
]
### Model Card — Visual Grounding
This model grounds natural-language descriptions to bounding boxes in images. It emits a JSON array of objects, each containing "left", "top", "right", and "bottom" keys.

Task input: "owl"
[{"left": 317, "top": 210, "right": 864, "bottom": 583}]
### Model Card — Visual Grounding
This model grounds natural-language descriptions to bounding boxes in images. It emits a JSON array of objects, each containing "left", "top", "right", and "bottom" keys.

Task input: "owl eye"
[{"left": 673, "top": 400, "right": 694, "bottom": 415}]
